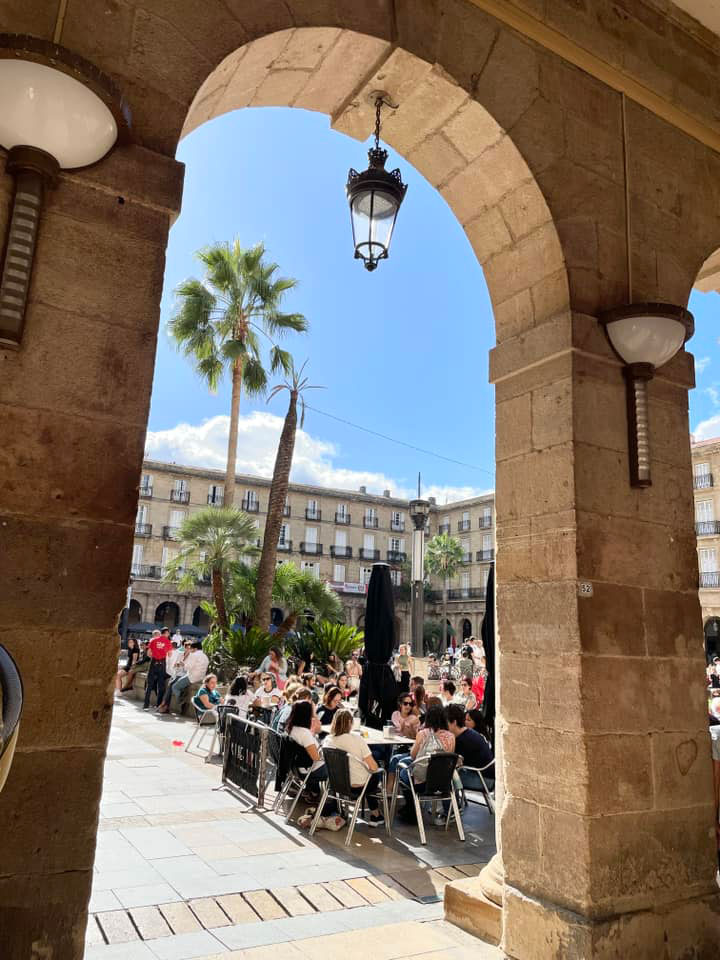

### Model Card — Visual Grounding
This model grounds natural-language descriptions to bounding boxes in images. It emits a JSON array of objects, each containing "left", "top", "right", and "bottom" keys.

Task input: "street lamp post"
[{"left": 409, "top": 497, "right": 430, "bottom": 656}]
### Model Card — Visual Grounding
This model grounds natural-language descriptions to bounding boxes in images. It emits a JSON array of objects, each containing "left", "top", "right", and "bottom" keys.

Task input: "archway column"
[{"left": 487, "top": 305, "right": 718, "bottom": 957}]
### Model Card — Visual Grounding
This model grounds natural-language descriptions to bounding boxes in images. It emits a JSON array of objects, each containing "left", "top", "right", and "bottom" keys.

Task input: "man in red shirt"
[{"left": 144, "top": 628, "right": 173, "bottom": 709}]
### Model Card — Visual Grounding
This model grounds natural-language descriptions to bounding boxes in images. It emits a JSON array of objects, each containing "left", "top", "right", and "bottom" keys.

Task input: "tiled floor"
[{"left": 86, "top": 697, "right": 499, "bottom": 960}]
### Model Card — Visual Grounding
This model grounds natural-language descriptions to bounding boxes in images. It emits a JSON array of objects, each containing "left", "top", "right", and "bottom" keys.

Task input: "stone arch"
[
  {"left": 461, "top": 617, "right": 472, "bottom": 640},
  {"left": 128, "top": 598, "right": 142, "bottom": 624},
  {"left": 704, "top": 616, "right": 720, "bottom": 661},
  {"left": 154, "top": 601, "right": 180, "bottom": 629},
  {"left": 192, "top": 605, "right": 210, "bottom": 631}
]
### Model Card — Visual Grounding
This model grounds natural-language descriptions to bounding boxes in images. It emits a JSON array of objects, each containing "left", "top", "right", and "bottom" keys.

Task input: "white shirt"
[
  {"left": 185, "top": 650, "right": 209, "bottom": 684},
  {"left": 256, "top": 689, "right": 281, "bottom": 708},
  {"left": 324, "top": 732, "right": 372, "bottom": 786},
  {"left": 224, "top": 692, "right": 254, "bottom": 718},
  {"left": 166, "top": 647, "right": 184, "bottom": 678},
  {"left": 289, "top": 726, "right": 324, "bottom": 771}
]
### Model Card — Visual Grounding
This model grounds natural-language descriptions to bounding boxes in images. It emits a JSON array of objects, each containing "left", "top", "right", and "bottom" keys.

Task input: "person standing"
[
  {"left": 157, "top": 639, "right": 208, "bottom": 714},
  {"left": 395, "top": 644, "right": 414, "bottom": 693},
  {"left": 143, "top": 628, "right": 173, "bottom": 710}
]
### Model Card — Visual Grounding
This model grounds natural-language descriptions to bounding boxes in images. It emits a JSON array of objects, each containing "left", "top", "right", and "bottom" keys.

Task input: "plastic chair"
[
  {"left": 273, "top": 738, "right": 314, "bottom": 822},
  {"left": 457, "top": 761, "right": 495, "bottom": 814},
  {"left": 184, "top": 705, "right": 218, "bottom": 762},
  {"left": 390, "top": 751, "right": 464, "bottom": 844},
  {"left": 309, "top": 747, "right": 390, "bottom": 846}
]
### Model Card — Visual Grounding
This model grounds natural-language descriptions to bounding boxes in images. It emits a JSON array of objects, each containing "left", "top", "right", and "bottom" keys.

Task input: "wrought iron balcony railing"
[
  {"left": 330, "top": 545, "right": 352, "bottom": 558},
  {"left": 283, "top": 504, "right": 291, "bottom": 516},
  {"left": 700, "top": 571, "right": 720, "bottom": 588},
  {"left": 300, "top": 541, "right": 323, "bottom": 555},
  {"left": 277, "top": 540, "right": 292, "bottom": 552},
  {"left": 305, "top": 508, "right": 322, "bottom": 521},
  {"left": 438, "top": 523, "right": 450, "bottom": 534},
  {"left": 476, "top": 549, "right": 495, "bottom": 561},
  {"left": 363, "top": 516, "right": 379, "bottom": 528},
  {"left": 460, "top": 553, "right": 472, "bottom": 564},
  {"left": 139, "top": 485, "right": 153, "bottom": 498},
  {"left": 131, "top": 564, "right": 162, "bottom": 579},
  {"left": 457, "top": 519, "right": 471, "bottom": 531},
  {"left": 359, "top": 548, "right": 380, "bottom": 560},
  {"left": 134, "top": 523, "right": 152, "bottom": 537},
  {"left": 170, "top": 489, "right": 190, "bottom": 503},
  {"left": 207, "top": 494, "right": 224, "bottom": 506},
  {"left": 694, "top": 473, "right": 714, "bottom": 489},
  {"left": 162, "top": 526, "right": 181, "bottom": 540},
  {"left": 479, "top": 515, "right": 493, "bottom": 528},
  {"left": 695, "top": 520, "right": 720, "bottom": 536},
  {"left": 387, "top": 550, "right": 407, "bottom": 564},
  {"left": 391, "top": 520, "right": 405, "bottom": 532},
  {"left": 242, "top": 498, "right": 260, "bottom": 512},
  {"left": 427, "top": 587, "right": 487, "bottom": 601},
  {"left": 335, "top": 512, "right": 351, "bottom": 524}
]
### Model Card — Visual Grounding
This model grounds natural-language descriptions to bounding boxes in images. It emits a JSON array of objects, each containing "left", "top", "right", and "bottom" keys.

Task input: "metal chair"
[
  {"left": 273, "top": 738, "right": 314, "bottom": 822},
  {"left": 309, "top": 747, "right": 391, "bottom": 846},
  {"left": 184, "top": 705, "right": 219, "bottom": 761},
  {"left": 390, "top": 751, "right": 464, "bottom": 844},
  {"left": 457, "top": 761, "right": 495, "bottom": 814}
]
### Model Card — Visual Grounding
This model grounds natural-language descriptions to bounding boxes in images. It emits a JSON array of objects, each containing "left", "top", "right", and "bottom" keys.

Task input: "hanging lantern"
[{"left": 346, "top": 97, "right": 407, "bottom": 271}]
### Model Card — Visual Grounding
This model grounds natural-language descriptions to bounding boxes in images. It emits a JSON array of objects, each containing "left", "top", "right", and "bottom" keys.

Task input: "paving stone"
[
  {"left": 114, "top": 882, "right": 182, "bottom": 908},
  {"left": 129, "top": 905, "right": 172, "bottom": 939},
  {"left": 189, "top": 897, "right": 232, "bottom": 928},
  {"left": 96, "top": 909, "right": 139, "bottom": 943},
  {"left": 346, "top": 876, "right": 390, "bottom": 904},
  {"left": 269, "top": 885, "right": 316, "bottom": 916},
  {"left": 433, "top": 866, "right": 466, "bottom": 881},
  {"left": 85, "top": 915, "right": 105, "bottom": 946},
  {"left": 367, "top": 875, "right": 408, "bottom": 901},
  {"left": 143, "top": 929, "right": 227, "bottom": 960},
  {"left": 158, "top": 901, "right": 202, "bottom": 934},
  {"left": 321, "top": 880, "right": 367, "bottom": 908},
  {"left": 295, "top": 883, "right": 344, "bottom": 912},
  {"left": 216, "top": 893, "right": 261, "bottom": 924},
  {"left": 242, "top": 889, "right": 288, "bottom": 920}
]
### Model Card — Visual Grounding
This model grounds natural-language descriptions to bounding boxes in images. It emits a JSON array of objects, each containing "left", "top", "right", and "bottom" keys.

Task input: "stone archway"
[
  {"left": 704, "top": 617, "right": 720, "bottom": 661},
  {"left": 2, "top": 5, "right": 720, "bottom": 959},
  {"left": 154, "top": 601, "right": 180, "bottom": 629},
  {"left": 192, "top": 605, "right": 210, "bottom": 631}
]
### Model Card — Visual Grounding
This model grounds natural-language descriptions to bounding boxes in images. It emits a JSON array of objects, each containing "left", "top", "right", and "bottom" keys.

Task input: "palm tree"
[
  {"left": 254, "top": 362, "right": 321, "bottom": 629},
  {"left": 425, "top": 533, "right": 464, "bottom": 653},
  {"left": 169, "top": 240, "right": 307, "bottom": 505},
  {"left": 164, "top": 507, "right": 259, "bottom": 634}
]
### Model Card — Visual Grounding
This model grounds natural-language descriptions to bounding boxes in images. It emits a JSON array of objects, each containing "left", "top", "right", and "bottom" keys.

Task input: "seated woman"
[
  {"left": 413, "top": 684, "right": 427, "bottom": 719},
  {"left": 455, "top": 676, "right": 478, "bottom": 710},
  {"left": 456, "top": 645, "right": 475, "bottom": 682},
  {"left": 391, "top": 704, "right": 456, "bottom": 822},
  {"left": 336, "top": 672, "right": 352, "bottom": 700},
  {"left": 223, "top": 675, "right": 254, "bottom": 718},
  {"left": 274, "top": 686, "right": 313, "bottom": 734},
  {"left": 253, "top": 673, "right": 282, "bottom": 710},
  {"left": 426, "top": 654, "right": 441, "bottom": 680},
  {"left": 287, "top": 700, "right": 343, "bottom": 828},
  {"left": 391, "top": 693, "right": 420, "bottom": 739},
  {"left": 115, "top": 637, "right": 140, "bottom": 693},
  {"left": 440, "top": 679, "right": 456, "bottom": 706},
  {"left": 318, "top": 685, "right": 343, "bottom": 725},
  {"left": 324, "top": 708, "right": 385, "bottom": 825},
  {"left": 192, "top": 673, "right": 221, "bottom": 724}
]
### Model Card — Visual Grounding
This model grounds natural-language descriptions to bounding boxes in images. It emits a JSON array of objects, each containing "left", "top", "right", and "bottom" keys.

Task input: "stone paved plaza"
[{"left": 85, "top": 698, "right": 499, "bottom": 960}]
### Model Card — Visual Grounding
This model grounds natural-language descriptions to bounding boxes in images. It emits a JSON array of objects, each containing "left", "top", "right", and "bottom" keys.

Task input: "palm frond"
[
  {"left": 243, "top": 356, "right": 268, "bottom": 397},
  {"left": 269, "top": 346, "right": 293, "bottom": 375}
]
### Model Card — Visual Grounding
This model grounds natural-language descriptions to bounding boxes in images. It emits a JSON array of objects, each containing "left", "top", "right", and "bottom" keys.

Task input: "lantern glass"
[
  {"left": 350, "top": 187, "right": 399, "bottom": 267},
  {"left": 0, "top": 59, "right": 117, "bottom": 168},
  {"left": 605, "top": 312, "right": 687, "bottom": 368}
]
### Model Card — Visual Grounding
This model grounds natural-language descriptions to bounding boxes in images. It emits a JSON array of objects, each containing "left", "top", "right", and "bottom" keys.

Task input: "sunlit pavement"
[{"left": 85, "top": 696, "right": 499, "bottom": 959}]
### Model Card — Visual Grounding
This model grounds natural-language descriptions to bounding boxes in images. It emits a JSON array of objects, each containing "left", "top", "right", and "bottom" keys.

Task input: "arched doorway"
[
  {"left": 461, "top": 618, "right": 472, "bottom": 641},
  {"left": 154, "top": 601, "right": 180, "bottom": 629},
  {"left": 270, "top": 607, "right": 284, "bottom": 628},
  {"left": 128, "top": 599, "right": 142, "bottom": 624},
  {"left": 704, "top": 617, "right": 720, "bottom": 661},
  {"left": 192, "top": 605, "right": 210, "bottom": 632}
]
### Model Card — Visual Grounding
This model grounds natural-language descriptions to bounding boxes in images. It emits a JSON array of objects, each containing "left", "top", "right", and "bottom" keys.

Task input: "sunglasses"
[{"left": 402, "top": 700, "right": 413, "bottom": 706}]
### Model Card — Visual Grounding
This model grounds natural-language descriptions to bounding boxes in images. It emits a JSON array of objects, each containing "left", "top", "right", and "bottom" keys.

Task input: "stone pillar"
[
  {"left": 0, "top": 144, "right": 183, "bottom": 956},
  {"left": 491, "top": 307, "right": 719, "bottom": 957}
]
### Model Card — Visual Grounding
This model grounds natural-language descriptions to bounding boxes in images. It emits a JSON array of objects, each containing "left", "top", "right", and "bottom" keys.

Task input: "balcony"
[
  {"left": 207, "top": 494, "right": 224, "bottom": 506},
  {"left": 438, "top": 523, "right": 450, "bottom": 534},
  {"left": 170, "top": 489, "right": 190, "bottom": 504},
  {"left": 134, "top": 523, "right": 152, "bottom": 538},
  {"left": 391, "top": 520, "right": 405, "bottom": 532},
  {"left": 131, "top": 564, "right": 162, "bottom": 579},
  {"left": 457, "top": 519, "right": 471, "bottom": 532},
  {"left": 694, "top": 473, "right": 714, "bottom": 490},
  {"left": 479, "top": 515, "right": 493, "bottom": 528},
  {"left": 330, "top": 545, "right": 352, "bottom": 558},
  {"left": 300, "top": 542, "right": 323, "bottom": 555},
  {"left": 387, "top": 550, "right": 407, "bottom": 564},
  {"left": 363, "top": 516, "right": 379, "bottom": 528},
  {"left": 277, "top": 540, "right": 292, "bottom": 552},
  {"left": 695, "top": 520, "right": 720, "bottom": 536},
  {"left": 283, "top": 504, "right": 291, "bottom": 516},
  {"left": 700, "top": 571, "right": 720, "bottom": 588},
  {"left": 139, "top": 485, "right": 153, "bottom": 499},
  {"left": 460, "top": 553, "right": 472, "bottom": 564},
  {"left": 162, "top": 526, "right": 181, "bottom": 540},
  {"left": 476, "top": 549, "right": 495, "bottom": 561},
  {"left": 335, "top": 512, "right": 351, "bottom": 524},
  {"left": 448, "top": 587, "right": 487, "bottom": 600},
  {"left": 242, "top": 498, "right": 260, "bottom": 512},
  {"left": 359, "top": 548, "right": 380, "bottom": 560},
  {"left": 305, "top": 508, "right": 322, "bottom": 521}
]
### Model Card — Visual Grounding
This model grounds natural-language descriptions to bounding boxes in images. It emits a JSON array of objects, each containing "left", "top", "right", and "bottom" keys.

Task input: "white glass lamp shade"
[
  {"left": 0, "top": 59, "right": 117, "bottom": 168},
  {"left": 603, "top": 304, "right": 693, "bottom": 369},
  {"left": 350, "top": 187, "right": 399, "bottom": 265}
]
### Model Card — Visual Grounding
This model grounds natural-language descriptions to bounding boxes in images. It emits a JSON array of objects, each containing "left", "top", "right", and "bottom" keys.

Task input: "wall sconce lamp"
[
  {"left": 600, "top": 302, "right": 694, "bottom": 487},
  {"left": 0, "top": 34, "right": 131, "bottom": 349}
]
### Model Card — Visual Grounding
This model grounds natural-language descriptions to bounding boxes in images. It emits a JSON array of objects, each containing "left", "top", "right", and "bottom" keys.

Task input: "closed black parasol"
[
  {"left": 480, "top": 563, "right": 496, "bottom": 748},
  {"left": 359, "top": 563, "right": 397, "bottom": 729}
]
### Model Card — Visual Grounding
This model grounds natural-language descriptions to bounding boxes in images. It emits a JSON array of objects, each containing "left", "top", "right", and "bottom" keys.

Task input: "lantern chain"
[{"left": 374, "top": 97, "right": 383, "bottom": 150}]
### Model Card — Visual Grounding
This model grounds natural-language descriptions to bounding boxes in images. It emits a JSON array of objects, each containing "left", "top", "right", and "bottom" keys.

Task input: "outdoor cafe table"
[{"left": 321, "top": 725, "right": 415, "bottom": 746}]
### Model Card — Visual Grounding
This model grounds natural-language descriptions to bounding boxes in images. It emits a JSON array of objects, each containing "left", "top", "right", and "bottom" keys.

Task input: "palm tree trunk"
[
  {"left": 212, "top": 566, "right": 228, "bottom": 633},
  {"left": 224, "top": 357, "right": 243, "bottom": 506},
  {"left": 442, "top": 582, "right": 448, "bottom": 654},
  {"left": 253, "top": 390, "right": 298, "bottom": 629},
  {"left": 274, "top": 611, "right": 298, "bottom": 640}
]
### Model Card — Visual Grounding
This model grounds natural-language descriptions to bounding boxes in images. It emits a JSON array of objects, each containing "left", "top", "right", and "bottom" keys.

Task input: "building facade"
[
  {"left": 128, "top": 460, "right": 495, "bottom": 647},
  {"left": 691, "top": 437, "right": 720, "bottom": 658}
]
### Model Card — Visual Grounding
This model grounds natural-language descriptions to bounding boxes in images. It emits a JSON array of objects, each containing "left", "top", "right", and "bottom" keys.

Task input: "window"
[
  {"left": 696, "top": 499, "right": 714, "bottom": 522},
  {"left": 208, "top": 484, "right": 224, "bottom": 505},
  {"left": 695, "top": 462, "right": 710, "bottom": 477},
  {"left": 482, "top": 567, "right": 490, "bottom": 587},
  {"left": 390, "top": 569, "right": 401, "bottom": 586},
  {"left": 307, "top": 498, "right": 319, "bottom": 518},
  {"left": 140, "top": 473, "right": 152, "bottom": 492},
  {"left": 391, "top": 510, "right": 404, "bottom": 530},
  {"left": 335, "top": 530, "right": 347, "bottom": 547},
  {"left": 169, "top": 509, "right": 185, "bottom": 528},
  {"left": 136, "top": 504, "right": 148, "bottom": 524},
  {"left": 337, "top": 503, "right": 347, "bottom": 518},
  {"left": 131, "top": 544, "right": 144, "bottom": 574},
  {"left": 700, "top": 548, "right": 717, "bottom": 572},
  {"left": 390, "top": 537, "right": 404, "bottom": 553},
  {"left": 482, "top": 505, "right": 492, "bottom": 526},
  {"left": 333, "top": 563, "right": 346, "bottom": 582},
  {"left": 278, "top": 523, "right": 289, "bottom": 545},
  {"left": 361, "top": 567, "right": 373, "bottom": 585},
  {"left": 301, "top": 561, "right": 319, "bottom": 578},
  {"left": 244, "top": 489, "right": 259, "bottom": 509},
  {"left": 461, "top": 537, "right": 470, "bottom": 554},
  {"left": 365, "top": 507, "right": 377, "bottom": 521},
  {"left": 161, "top": 546, "right": 176, "bottom": 574},
  {"left": 443, "top": 515, "right": 450, "bottom": 526},
  {"left": 363, "top": 533, "right": 375, "bottom": 552},
  {"left": 461, "top": 571, "right": 471, "bottom": 595},
  {"left": 174, "top": 478, "right": 187, "bottom": 492}
]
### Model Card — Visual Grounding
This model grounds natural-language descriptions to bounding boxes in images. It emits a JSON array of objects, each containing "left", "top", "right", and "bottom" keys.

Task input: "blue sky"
[{"left": 145, "top": 106, "right": 719, "bottom": 496}]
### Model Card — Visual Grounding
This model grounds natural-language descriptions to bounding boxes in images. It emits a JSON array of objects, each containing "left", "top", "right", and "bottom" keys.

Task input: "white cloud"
[
  {"left": 696, "top": 356, "right": 711, "bottom": 375},
  {"left": 145, "top": 412, "right": 490, "bottom": 502},
  {"left": 692, "top": 414, "right": 720, "bottom": 442},
  {"left": 705, "top": 385, "right": 720, "bottom": 407}
]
